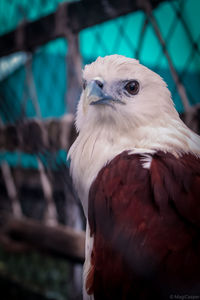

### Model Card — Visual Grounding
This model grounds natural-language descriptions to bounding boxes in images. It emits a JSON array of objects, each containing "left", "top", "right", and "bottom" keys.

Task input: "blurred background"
[{"left": 0, "top": 0, "right": 200, "bottom": 299}]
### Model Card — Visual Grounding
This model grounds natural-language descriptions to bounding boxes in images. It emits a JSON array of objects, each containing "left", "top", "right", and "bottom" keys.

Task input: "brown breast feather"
[{"left": 86, "top": 151, "right": 200, "bottom": 300}]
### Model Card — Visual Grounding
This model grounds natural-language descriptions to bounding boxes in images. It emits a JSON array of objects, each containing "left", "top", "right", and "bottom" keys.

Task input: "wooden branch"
[
  {"left": 0, "top": 0, "right": 165, "bottom": 57},
  {"left": 0, "top": 233, "right": 30, "bottom": 253},
  {"left": 0, "top": 114, "right": 76, "bottom": 153},
  {"left": 0, "top": 214, "right": 85, "bottom": 263}
]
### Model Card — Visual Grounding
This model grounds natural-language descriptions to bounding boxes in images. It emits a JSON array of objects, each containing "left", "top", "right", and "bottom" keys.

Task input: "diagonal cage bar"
[{"left": 142, "top": 0, "right": 191, "bottom": 113}]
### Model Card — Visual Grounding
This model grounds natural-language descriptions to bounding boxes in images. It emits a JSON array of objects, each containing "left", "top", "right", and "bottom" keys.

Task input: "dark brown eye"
[
  {"left": 83, "top": 79, "right": 87, "bottom": 90},
  {"left": 125, "top": 80, "right": 139, "bottom": 95}
]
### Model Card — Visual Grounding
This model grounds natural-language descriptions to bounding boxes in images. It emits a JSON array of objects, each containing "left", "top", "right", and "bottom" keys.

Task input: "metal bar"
[
  {"left": 65, "top": 33, "right": 82, "bottom": 114},
  {"left": 142, "top": 0, "right": 191, "bottom": 112},
  {"left": 135, "top": 16, "right": 149, "bottom": 60},
  {"left": 1, "top": 162, "right": 22, "bottom": 217},
  {"left": 37, "top": 158, "right": 58, "bottom": 226}
]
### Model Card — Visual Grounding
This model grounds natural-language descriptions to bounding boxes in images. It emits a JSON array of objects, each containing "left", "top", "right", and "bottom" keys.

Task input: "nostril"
[{"left": 95, "top": 80, "right": 104, "bottom": 89}]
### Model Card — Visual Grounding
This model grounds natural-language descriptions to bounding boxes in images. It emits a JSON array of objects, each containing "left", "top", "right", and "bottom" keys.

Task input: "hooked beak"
[{"left": 85, "top": 80, "right": 123, "bottom": 106}]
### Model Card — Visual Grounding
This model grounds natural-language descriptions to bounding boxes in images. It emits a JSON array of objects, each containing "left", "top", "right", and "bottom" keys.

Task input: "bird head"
[
  {"left": 76, "top": 55, "right": 179, "bottom": 133},
  {"left": 69, "top": 55, "right": 200, "bottom": 214}
]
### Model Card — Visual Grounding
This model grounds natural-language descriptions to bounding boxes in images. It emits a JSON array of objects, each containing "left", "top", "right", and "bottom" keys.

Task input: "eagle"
[{"left": 68, "top": 55, "right": 200, "bottom": 300}]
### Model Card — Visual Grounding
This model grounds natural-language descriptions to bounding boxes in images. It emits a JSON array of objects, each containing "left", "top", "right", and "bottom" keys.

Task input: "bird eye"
[
  {"left": 125, "top": 80, "right": 139, "bottom": 95},
  {"left": 82, "top": 80, "right": 87, "bottom": 90},
  {"left": 95, "top": 80, "right": 103, "bottom": 89}
]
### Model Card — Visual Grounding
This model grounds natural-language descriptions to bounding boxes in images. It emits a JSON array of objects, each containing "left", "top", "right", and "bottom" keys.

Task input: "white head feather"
[{"left": 68, "top": 55, "right": 200, "bottom": 214}]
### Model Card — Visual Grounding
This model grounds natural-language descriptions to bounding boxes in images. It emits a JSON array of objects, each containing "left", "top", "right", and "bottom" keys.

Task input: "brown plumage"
[{"left": 86, "top": 151, "right": 200, "bottom": 299}]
